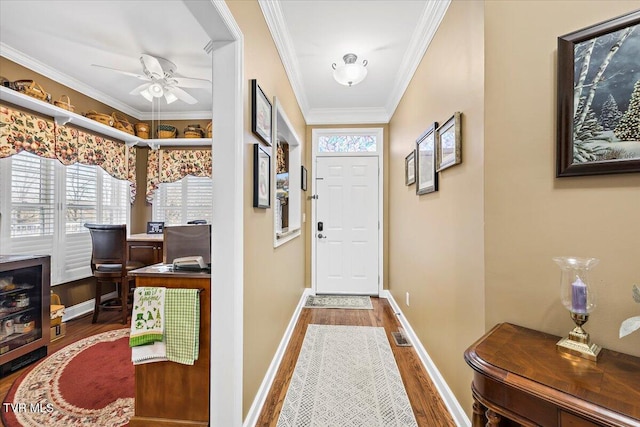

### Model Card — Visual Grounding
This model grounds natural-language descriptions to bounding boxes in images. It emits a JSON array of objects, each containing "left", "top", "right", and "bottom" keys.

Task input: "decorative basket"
[
  {"left": 112, "top": 112, "right": 135, "bottom": 135},
  {"left": 157, "top": 124, "right": 177, "bottom": 139},
  {"left": 53, "top": 95, "right": 75, "bottom": 112},
  {"left": 85, "top": 110, "right": 114, "bottom": 127},
  {"left": 134, "top": 122, "right": 150, "bottom": 139},
  {"left": 0, "top": 76, "right": 14, "bottom": 90},
  {"left": 183, "top": 124, "right": 204, "bottom": 138},
  {"left": 206, "top": 121, "right": 212, "bottom": 138},
  {"left": 13, "top": 80, "right": 51, "bottom": 103}
]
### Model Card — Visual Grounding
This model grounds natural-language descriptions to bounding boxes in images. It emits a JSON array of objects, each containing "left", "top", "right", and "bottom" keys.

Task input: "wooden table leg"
[
  {"left": 486, "top": 409, "right": 501, "bottom": 427},
  {"left": 472, "top": 397, "right": 486, "bottom": 427}
]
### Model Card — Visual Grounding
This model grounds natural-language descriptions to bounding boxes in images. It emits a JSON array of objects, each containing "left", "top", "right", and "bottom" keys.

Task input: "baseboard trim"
[
  {"left": 381, "top": 290, "right": 471, "bottom": 427},
  {"left": 243, "top": 287, "right": 313, "bottom": 427},
  {"left": 61, "top": 291, "right": 118, "bottom": 322}
]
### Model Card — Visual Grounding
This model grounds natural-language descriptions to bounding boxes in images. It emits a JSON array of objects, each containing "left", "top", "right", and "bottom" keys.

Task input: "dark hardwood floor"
[
  {"left": 1, "top": 298, "right": 456, "bottom": 426},
  {"left": 255, "top": 297, "right": 456, "bottom": 427}
]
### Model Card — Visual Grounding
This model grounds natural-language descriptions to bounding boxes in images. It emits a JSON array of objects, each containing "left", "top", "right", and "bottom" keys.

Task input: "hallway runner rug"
[
  {"left": 304, "top": 295, "right": 373, "bottom": 309},
  {"left": 277, "top": 324, "right": 418, "bottom": 427},
  {"left": 1, "top": 328, "right": 134, "bottom": 427}
]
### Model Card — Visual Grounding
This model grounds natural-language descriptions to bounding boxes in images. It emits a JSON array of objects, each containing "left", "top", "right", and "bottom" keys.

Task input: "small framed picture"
[
  {"left": 436, "top": 112, "right": 462, "bottom": 172},
  {"left": 251, "top": 79, "right": 272, "bottom": 146},
  {"left": 301, "top": 165, "right": 308, "bottom": 191},
  {"left": 416, "top": 123, "right": 438, "bottom": 195},
  {"left": 253, "top": 144, "right": 271, "bottom": 208},
  {"left": 405, "top": 150, "right": 416, "bottom": 185},
  {"left": 146, "top": 221, "right": 164, "bottom": 234}
]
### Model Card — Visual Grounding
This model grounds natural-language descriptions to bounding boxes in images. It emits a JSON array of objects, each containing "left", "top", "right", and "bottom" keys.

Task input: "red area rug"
[{"left": 1, "top": 329, "right": 134, "bottom": 426}]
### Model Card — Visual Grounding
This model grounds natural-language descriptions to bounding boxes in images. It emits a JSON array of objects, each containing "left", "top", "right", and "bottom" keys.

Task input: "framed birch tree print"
[{"left": 557, "top": 10, "right": 640, "bottom": 177}]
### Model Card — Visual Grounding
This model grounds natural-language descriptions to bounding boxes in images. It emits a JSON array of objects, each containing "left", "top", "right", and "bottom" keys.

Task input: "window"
[
  {"left": 318, "top": 135, "right": 377, "bottom": 153},
  {"left": 0, "top": 151, "right": 130, "bottom": 285},
  {"left": 152, "top": 176, "right": 213, "bottom": 225}
]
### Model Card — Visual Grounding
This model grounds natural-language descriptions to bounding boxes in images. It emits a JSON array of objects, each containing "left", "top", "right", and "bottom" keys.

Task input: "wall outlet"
[{"left": 405, "top": 292, "right": 410, "bottom": 307}]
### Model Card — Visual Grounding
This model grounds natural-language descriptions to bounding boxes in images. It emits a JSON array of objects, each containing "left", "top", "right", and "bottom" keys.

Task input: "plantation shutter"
[
  {"left": 0, "top": 151, "right": 129, "bottom": 285},
  {"left": 152, "top": 176, "right": 212, "bottom": 225}
]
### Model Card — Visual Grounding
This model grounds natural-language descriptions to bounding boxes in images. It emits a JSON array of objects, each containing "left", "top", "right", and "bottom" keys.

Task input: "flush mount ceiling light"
[{"left": 332, "top": 53, "right": 368, "bottom": 87}]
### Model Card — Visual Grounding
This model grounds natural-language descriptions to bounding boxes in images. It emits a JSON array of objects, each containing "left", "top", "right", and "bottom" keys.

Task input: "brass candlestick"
[{"left": 556, "top": 312, "right": 601, "bottom": 361}]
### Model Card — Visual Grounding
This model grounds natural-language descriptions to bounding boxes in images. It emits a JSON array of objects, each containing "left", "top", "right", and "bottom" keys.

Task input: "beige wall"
[
  {"left": 485, "top": 0, "right": 640, "bottom": 353},
  {"left": 390, "top": 0, "right": 640, "bottom": 419},
  {"left": 388, "top": 0, "right": 485, "bottom": 416},
  {"left": 225, "top": 0, "right": 307, "bottom": 418}
]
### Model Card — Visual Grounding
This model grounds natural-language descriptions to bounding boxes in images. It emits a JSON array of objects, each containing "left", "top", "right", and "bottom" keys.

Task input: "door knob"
[{"left": 318, "top": 233, "right": 327, "bottom": 239}]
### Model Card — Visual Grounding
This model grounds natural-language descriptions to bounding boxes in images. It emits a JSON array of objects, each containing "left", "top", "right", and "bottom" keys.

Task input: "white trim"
[
  {"left": 61, "top": 291, "right": 118, "bottom": 322},
  {"left": 272, "top": 97, "right": 303, "bottom": 248},
  {"left": 258, "top": 0, "right": 311, "bottom": 118},
  {"left": 305, "top": 107, "right": 390, "bottom": 126},
  {"left": 0, "top": 43, "right": 212, "bottom": 121},
  {"left": 259, "top": 1, "right": 450, "bottom": 125},
  {"left": 382, "top": 290, "right": 471, "bottom": 427},
  {"left": 184, "top": 1, "right": 245, "bottom": 425},
  {"left": 311, "top": 128, "right": 384, "bottom": 297},
  {"left": 384, "top": 0, "right": 450, "bottom": 118},
  {"left": 243, "top": 288, "right": 313, "bottom": 427}
]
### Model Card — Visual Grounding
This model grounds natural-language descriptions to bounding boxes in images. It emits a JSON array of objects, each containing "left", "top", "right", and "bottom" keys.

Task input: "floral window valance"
[
  {"left": 0, "top": 105, "right": 137, "bottom": 201},
  {"left": 146, "top": 148, "right": 212, "bottom": 203}
]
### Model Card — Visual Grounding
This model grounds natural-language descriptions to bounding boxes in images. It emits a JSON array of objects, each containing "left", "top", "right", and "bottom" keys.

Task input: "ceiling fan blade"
[
  {"left": 165, "top": 86, "right": 198, "bottom": 105},
  {"left": 172, "top": 76, "right": 212, "bottom": 89},
  {"left": 129, "top": 82, "right": 152, "bottom": 95},
  {"left": 140, "top": 54, "right": 165, "bottom": 78},
  {"left": 91, "top": 64, "right": 148, "bottom": 80}
]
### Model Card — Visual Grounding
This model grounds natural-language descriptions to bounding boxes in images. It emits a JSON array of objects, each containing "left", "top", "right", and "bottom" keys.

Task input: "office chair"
[{"left": 84, "top": 223, "right": 143, "bottom": 324}]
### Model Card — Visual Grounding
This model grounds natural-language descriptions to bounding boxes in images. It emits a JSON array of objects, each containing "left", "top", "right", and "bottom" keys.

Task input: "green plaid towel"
[
  {"left": 165, "top": 288, "right": 200, "bottom": 365},
  {"left": 130, "top": 287, "right": 165, "bottom": 347}
]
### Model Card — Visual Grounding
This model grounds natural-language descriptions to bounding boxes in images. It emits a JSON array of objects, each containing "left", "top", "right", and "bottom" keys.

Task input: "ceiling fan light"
[
  {"left": 149, "top": 82, "right": 164, "bottom": 98},
  {"left": 140, "top": 89, "right": 153, "bottom": 102},
  {"left": 164, "top": 91, "right": 178, "bottom": 104},
  {"left": 332, "top": 53, "right": 368, "bottom": 87}
]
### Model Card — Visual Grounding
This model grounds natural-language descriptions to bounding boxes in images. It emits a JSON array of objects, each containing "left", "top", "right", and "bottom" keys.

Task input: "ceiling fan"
[{"left": 92, "top": 54, "right": 211, "bottom": 105}]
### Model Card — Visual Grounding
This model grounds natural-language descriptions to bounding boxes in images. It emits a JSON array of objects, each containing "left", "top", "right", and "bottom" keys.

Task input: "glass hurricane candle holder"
[{"left": 553, "top": 256, "right": 601, "bottom": 361}]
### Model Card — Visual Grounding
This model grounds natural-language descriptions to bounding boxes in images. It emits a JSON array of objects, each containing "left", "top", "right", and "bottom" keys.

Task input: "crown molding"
[
  {"left": 305, "top": 107, "right": 389, "bottom": 125},
  {"left": 0, "top": 42, "right": 147, "bottom": 119},
  {"left": 259, "top": 0, "right": 311, "bottom": 120},
  {"left": 385, "top": 0, "right": 450, "bottom": 118},
  {"left": 1, "top": 43, "right": 213, "bottom": 121}
]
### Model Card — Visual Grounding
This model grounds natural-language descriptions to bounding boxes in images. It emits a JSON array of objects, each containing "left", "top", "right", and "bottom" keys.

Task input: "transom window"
[{"left": 318, "top": 135, "right": 377, "bottom": 153}]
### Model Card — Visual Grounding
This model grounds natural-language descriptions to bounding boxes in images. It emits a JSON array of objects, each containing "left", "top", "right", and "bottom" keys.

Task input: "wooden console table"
[
  {"left": 464, "top": 323, "right": 640, "bottom": 427},
  {"left": 128, "top": 264, "right": 210, "bottom": 427}
]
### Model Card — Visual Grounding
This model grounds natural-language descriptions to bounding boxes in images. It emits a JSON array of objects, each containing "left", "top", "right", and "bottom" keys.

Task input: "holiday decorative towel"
[
  {"left": 165, "top": 288, "right": 200, "bottom": 365},
  {"left": 129, "top": 287, "right": 166, "bottom": 347}
]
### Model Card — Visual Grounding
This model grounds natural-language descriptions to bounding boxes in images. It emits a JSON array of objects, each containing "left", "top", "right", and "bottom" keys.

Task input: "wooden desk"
[
  {"left": 464, "top": 323, "right": 640, "bottom": 427},
  {"left": 128, "top": 264, "right": 210, "bottom": 427},
  {"left": 128, "top": 233, "right": 163, "bottom": 266}
]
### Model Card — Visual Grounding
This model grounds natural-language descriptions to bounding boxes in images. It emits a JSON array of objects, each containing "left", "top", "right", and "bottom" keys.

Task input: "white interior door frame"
[
  {"left": 185, "top": 1, "right": 244, "bottom": 425},
  {"left": 311, "top": 127, "right": 384, "bottom": 296}
]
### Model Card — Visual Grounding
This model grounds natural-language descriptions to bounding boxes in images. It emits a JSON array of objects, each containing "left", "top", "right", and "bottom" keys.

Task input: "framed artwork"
[
  {"left": 436, "top": 112, "right": 462, "bottom": 172},
  {"left": 253, "top": 144, "right": 271, "bottom": 208},
  {"left": 557, "top": 10, "right": 640, "bottom": 177},
  {"left": 301, "top": 165, "right": 308, "bottom": 191},
  {"left": 416, "top": 123, "right": 438, "bottom": 195},
  {"left": 251, "top": 79, "right": 272, "bottom": 146},
  {"left": 405, "top": 150, "right": 416, "bottom": 185}
]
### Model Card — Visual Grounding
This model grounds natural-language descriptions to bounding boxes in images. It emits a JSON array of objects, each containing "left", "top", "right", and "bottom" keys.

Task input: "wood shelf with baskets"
[{"left": 0, "top": 86, "right": 212, "bottom": 148}]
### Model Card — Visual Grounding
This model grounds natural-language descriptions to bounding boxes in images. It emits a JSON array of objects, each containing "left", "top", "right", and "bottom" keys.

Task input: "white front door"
[{"left": 315, "top": 156, "right": 379, "bottom": 295}]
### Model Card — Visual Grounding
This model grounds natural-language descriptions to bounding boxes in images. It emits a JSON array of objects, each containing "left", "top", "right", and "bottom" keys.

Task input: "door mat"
[{"left": 304, "top": 295, "right": 373, "bottom": 310}]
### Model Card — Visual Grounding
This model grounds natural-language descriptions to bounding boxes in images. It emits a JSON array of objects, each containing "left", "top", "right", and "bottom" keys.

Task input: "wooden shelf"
[{"left": 0, "top": 86, "right": 212, "bottom": 148}]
